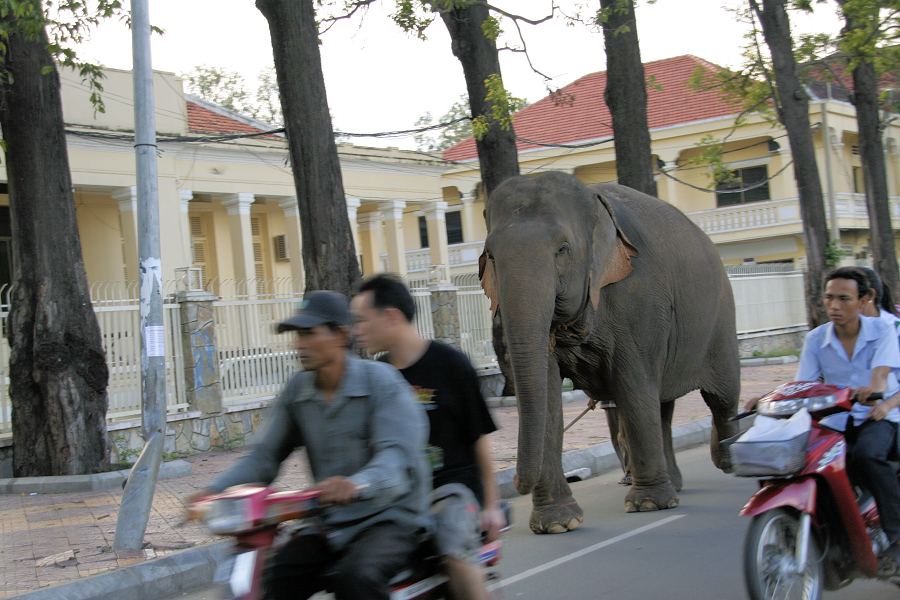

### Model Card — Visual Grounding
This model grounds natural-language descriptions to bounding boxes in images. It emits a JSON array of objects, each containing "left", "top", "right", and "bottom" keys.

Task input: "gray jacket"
[{"left": 210, "top": 354, "right": 430, "bottom": 548}]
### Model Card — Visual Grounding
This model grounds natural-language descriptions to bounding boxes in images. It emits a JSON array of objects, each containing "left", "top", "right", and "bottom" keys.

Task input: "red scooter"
[
  {"left": 189, "top": 485, "right": 507, "bottom": 600},
  {"left": 727, "top": 381, "right": 900, "bottom": 600}
]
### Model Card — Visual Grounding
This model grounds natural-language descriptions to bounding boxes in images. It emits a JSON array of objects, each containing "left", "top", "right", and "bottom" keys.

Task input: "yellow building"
[
  {"left": 441, "top": 55, "right": 900, "bottom": 269},
  {"left": 0, "top": 66, "right": 483, "bottom": 295},
  {"left": 2, "top": 56, "right": 897, "bottom": 293}
]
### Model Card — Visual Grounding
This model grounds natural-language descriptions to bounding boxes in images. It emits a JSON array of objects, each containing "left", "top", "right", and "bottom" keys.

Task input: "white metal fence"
[
  {"left": 726, "top": 265, "right": 808, "bottom": 334},
  {"left": 0, "top": 282, "right": 189, "bottom": 433},
  {"left": 214, "top": 279, "right": 302, "bottom": 405},
  {"left": 0, "top": 267, "right": 812, "bottom": 433},
  {"left": 454, "top": 273, "right": 496, "bottom": 367}
]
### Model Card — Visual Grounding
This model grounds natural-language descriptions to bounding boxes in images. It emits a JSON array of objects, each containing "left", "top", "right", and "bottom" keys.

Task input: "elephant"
[{"left": 479, "top": 171, "right": 740, "bottom": 534}]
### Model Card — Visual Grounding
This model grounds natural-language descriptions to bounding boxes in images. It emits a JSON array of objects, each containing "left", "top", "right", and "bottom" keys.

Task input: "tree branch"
[{"left": 317, "top": 0, "right": 377, "bottom": 35}]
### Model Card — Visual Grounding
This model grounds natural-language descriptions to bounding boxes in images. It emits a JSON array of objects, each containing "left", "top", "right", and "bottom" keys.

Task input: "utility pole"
[{"left": 114, "top": 0, "right": 167, "bottom": 552}]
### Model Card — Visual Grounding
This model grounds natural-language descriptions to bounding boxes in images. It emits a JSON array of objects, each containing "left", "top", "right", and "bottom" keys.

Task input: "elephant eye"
[
  {"left": 486, "top": 250, "right": 495, "bottom": 262},
  {"left": 557, "top": 244, "right": 569, "bottom": 256}
]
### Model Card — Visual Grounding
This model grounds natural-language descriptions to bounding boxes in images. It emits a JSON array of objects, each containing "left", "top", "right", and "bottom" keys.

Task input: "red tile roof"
[
  {"left": 186, "top": 101, "right": 274, "bottom": 136},
  {"left": 443, "top": 55, "right": 738, "bottom": 162}
]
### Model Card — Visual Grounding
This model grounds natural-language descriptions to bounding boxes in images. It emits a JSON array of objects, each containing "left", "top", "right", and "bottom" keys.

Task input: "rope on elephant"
[{"left": 563, "top": 404, "right": 595, "bottom": 433}]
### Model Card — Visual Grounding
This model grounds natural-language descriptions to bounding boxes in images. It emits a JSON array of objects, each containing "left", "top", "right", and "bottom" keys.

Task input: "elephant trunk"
[{"left": 500, "top": 276, "right": 555, "bottom": 496}]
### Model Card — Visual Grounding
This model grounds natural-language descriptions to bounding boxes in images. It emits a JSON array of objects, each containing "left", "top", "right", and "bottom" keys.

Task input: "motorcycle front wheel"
[{"left": 743, "top": 508, "right": 823, "bottom": 600}]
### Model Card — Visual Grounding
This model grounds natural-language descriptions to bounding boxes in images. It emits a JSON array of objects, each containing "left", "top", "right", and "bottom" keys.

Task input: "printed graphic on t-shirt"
[{"left": 413, "top": 386, "right": 437, "bottom": 410}]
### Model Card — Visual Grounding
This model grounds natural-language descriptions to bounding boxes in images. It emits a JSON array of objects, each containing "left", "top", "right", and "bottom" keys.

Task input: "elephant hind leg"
[
  {"left": 661, "top": 401, "right": 682, "bottom": 492},
  {"left": 700, "top": 388, "right": 739, "bottom": 473}
]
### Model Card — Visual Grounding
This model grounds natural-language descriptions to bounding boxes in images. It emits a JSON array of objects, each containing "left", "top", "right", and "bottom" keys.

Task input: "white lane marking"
[{"left": 490, "top": 514, "right": 685, "bottom": 590}]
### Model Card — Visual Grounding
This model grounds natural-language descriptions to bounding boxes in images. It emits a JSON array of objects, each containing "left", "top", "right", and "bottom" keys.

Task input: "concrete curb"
[
  {"left": 0, "top": 460, "right": 192, "bottom": 495},
  {"left": 8, "top": 416, "right": 740, "bottom": 600},
  {"left": 739, "top": 354, "right": 799, "bottom": 367},
  {"left": 10, "top": 541, "right": 231, "bottom": 600}
]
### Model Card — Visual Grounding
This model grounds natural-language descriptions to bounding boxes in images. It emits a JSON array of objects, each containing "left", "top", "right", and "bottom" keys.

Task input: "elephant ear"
[
  {"left": 479, "top": 249, "right": 499, "bottom": 316},
  {"left": 590, "top": 192, "right": 639, "bottom": 309}
]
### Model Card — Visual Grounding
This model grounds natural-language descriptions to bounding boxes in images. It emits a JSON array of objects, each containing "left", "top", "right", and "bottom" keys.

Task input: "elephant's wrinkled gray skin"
[{"left": 481, "top": 172, "right": 740, "bottom": 534}]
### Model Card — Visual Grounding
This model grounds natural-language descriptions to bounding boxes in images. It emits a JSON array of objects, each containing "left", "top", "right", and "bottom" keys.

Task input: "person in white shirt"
[
  {"left": 859, "top": 267, "right": 900, "bottom": 341},
  {"left": 794, "top": 267, "right": 900, "bottom": 565}
]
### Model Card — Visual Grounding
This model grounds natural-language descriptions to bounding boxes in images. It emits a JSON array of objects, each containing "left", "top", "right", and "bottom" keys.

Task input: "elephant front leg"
[
  {"left": 620, "top": 390, "right": 679, "bottom": 513},
  {"left": 661, "top": 401, "right": 682, "bottom": 492},
  {"left": 529, "top": 361, "right": 584, "bottom": 534}
]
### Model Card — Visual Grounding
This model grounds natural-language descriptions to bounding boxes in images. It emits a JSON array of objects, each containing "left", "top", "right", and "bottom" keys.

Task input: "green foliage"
[
  {"left": 390, "top": 0, "right": 433, "bottom": 40},
  {"left": 184, "top": 65, "right": 283, "bottom": 126},
  {"left": 688, "top": 135, "right": 739, "bottom": 188},
  {"left": 824, "top": 240, "right": 848, "bottom": 266},
  {"left": 221, "top": 433, "right": 245, "bottom": 452},
  {"left": 471, "top": 74, "right": 524, "bottom": 141},
  {"left": 0, "top": 1, "right": 133, "bottom": 115},
  {"left": 415, "top": 91, "right": 527, "bottom": 151},
  {"left": 113, "top": 434, "right": 140, "bottom": 465},
  {"left": 481, "top": 14, "right": 501, "bottom": 41}
]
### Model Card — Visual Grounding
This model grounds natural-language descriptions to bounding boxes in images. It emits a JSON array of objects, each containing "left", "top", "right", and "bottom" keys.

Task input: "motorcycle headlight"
[
  {"left": 757, "top": 394, "right": 837, "bottom": 417},
  {"left": 204, "top": 498, "right": 253, "bottom": 535}
]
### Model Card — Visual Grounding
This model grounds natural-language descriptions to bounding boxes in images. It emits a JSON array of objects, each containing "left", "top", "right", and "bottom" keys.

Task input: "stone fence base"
[{"left": 738, "top": 326, "right": 807, "bottom": 358}]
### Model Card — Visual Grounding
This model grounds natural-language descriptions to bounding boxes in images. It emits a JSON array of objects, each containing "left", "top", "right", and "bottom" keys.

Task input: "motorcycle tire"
[{"left": 743, "top": 508, "right": 823, "bottom": 600}]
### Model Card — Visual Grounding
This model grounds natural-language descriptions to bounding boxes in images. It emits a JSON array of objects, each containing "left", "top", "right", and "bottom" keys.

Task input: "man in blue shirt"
[{"left": 795, "top": 267, "right": 900, "bottom": 564}]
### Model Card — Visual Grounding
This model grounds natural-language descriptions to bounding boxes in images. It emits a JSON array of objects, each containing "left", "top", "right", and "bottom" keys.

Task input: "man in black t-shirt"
[{"left": 351, "top": 274, "right": 502, "bottom": 600}]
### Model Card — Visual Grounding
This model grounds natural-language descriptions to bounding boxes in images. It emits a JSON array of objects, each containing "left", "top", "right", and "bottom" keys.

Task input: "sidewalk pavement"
[{"left": 0, "top": 361, "right": 799, "bottom": 600}]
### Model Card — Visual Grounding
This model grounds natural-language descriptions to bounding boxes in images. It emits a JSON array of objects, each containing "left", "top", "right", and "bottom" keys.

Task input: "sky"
[{"left": 71, "top": 0, "right": 845, "bottom": 149}]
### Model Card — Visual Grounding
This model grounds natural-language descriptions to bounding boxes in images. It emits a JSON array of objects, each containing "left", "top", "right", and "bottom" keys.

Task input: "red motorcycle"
[
  {"left": 189, "top": 485, "right": 507, "bottom": 600},
  {"left": 726, "top": 381, "right": 900, "bottom": 600}
]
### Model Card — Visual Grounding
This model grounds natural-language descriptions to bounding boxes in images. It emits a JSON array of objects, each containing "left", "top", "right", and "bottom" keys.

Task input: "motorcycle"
[
  {"left": 725, "top": 381, "right": 900, "bottom": 600},
  {"left": 188, "top": 485, "right": 508, "bottom": 600}
]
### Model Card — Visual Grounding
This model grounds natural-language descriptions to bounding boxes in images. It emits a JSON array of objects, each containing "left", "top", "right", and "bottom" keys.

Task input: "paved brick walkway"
[{"left": 0, "top": 364, "right": 797, "bottom": 597}]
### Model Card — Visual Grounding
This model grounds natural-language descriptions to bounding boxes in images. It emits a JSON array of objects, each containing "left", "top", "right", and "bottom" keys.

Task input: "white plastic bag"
[{"left": 739, "top": 408, "right": 812, "bottom": 443}]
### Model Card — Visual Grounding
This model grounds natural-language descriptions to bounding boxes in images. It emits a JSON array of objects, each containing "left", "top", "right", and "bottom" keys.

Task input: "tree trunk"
[
  {"left": 751, "top": 0, "right": 830, "bottom": 328},
  {"left": 599, "top": 0, "right": 658, "bottom": 197},
  {"left": 437, "top": 2, "right": 520, "bottom": 395},
  {"left": 256, "top": 0, "right": 360, "bottom": 296},
  {"left": 0, "top": 19, "right": 109, "bottom": 476},
  {"left": 841, "top": 5, "right": 900, "bottom": 301},
  {"left": 437, "top": 3, "right": 520, "bottom": 199}
]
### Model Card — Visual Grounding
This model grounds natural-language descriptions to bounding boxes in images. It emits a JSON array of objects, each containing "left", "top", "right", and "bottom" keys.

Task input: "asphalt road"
[{"left": 167, "top": 445, "right": 900, "bottom": 600}]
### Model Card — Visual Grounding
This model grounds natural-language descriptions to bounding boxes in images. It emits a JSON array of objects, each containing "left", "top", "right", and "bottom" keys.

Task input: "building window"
[
  {"left": 420, "top": 210, "right": 464, "bottom": 248},
  {"left": 853, "top": 167, "right": 864, "bottom": 194},
  {"left": 716, "top": 165, "right": 771, "bottom": 207},
  {"left": 418, "top": 215, "right": 429, "bottom": 248},
  {"left": 446, "top": 210, "right": 463, "bottom": 244}
]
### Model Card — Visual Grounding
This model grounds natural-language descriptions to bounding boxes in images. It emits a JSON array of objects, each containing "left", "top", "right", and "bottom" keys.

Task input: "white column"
[
  {"left": 662, "top": 167, "right": 679, "bottom": 209},
  {"left": 423, "top": 201, "right": 450, "bottom": 281},
  {"left": 460, "top": 196, "right": 477, "bottom": 243},
  {"left": 221, "top": 193, "right": 256, "bottom": 283},
  {"left": 379, "top": 200, "right": 407, "bottom": 276},
  {"left": 778, "top": 145, "right": 797, "bottom": 200},
  {"left": 113, "top": 186, "right": 138, "bottom": 284},
  {"left": 179, "top": 190, "right": 193, "bottom": 268},
  {"left": 278, "top": 196, "right": 305, "bottom": 285},
  {"left": 358, "top": 211, "right": 383, "bottom": 276},
  {"left": 346, "top": 197, "right": 361, "bottom": 262}
]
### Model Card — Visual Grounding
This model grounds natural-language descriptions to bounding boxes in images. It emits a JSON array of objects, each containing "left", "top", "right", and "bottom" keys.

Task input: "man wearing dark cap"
[{"left": 188, "top": 290, "right": 430, "bottom": 600}]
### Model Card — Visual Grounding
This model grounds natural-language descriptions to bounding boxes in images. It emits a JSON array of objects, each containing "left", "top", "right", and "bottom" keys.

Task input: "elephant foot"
[
  {"left": 529, "top": 498, "right": 584, "bottom": 534},
  {"left": 624, "top": 482, "right": 679, "bottom": 513}
]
